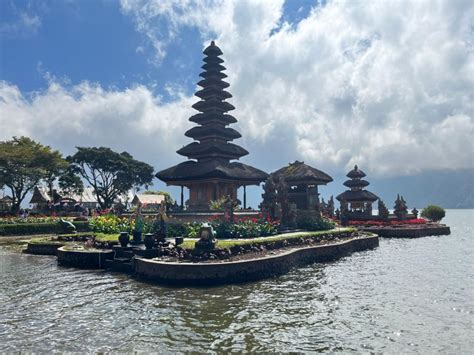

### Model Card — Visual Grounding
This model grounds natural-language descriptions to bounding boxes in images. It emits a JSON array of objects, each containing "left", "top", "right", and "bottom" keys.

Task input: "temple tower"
[{"left": 156, "top": 41, "right": 268, "bottom": 210}]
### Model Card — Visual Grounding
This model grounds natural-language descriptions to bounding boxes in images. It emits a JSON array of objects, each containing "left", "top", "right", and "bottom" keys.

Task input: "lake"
[{"left": 0, "top": 209, "right": 472, "bottom": 352}]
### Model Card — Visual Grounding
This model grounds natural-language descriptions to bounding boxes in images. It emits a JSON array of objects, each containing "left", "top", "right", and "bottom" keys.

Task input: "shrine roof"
[
  {"left": 336, "top": 190, "right": 379, "bottom": 202},
  {"left": 156, "top": 160, "right": 268, "bottom": 184},
  {"left": 271, "top": 160, "right": 333, "bottom": 185}
]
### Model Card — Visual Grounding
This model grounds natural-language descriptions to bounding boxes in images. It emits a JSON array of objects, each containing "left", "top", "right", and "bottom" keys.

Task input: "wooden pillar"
[
  {"left": 180, "top": 186, "right": 184, "bottom": 209},
  {"left": 243, "top": 185, "right": 247, "bottom": 209}
]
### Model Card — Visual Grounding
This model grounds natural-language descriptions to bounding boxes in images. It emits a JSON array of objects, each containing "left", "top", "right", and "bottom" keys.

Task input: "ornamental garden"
[{"left": 0, "top": 42, "right": 449, "bottom": 284}]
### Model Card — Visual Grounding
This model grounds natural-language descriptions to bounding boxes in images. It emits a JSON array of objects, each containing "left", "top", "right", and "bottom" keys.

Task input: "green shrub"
[
  {"left": 297, "top": 216, "right": 335, "bottom": 231},
  {"left": 421, "top": 205, "right": 446, "bottom": 222},
  {"left": 0, "top": 221, "right": 90, "bottom": 236}
]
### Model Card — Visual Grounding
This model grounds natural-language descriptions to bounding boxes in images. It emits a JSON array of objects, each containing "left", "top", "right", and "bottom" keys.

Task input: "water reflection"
[{"left": 0, "top": 210, "right": 473, "bottom": 352}]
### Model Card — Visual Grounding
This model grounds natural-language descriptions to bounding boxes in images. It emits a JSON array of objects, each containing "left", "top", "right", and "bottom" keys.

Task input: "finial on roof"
[
  {"left": 211, "top": 40, "right": 215, "bottom": 46},
  {"left": 354, "top": 164, "right": 358, "bottom": 170}
]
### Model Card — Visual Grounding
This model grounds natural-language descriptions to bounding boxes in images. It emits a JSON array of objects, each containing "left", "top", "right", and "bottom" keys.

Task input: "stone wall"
[
  {"left": 57, "top": 247, "right": 114, "bottom": 269},
  {"left": 134, "top": 235, "right": 379, "bottom": 286},
  {"left": 362, "top": 225, "right": 450, "bottom": 238}
]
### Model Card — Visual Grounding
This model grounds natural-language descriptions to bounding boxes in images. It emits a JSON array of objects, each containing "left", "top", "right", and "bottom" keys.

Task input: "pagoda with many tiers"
[{"left": 156, "top": 41, "right": 268, "bottom": 210}]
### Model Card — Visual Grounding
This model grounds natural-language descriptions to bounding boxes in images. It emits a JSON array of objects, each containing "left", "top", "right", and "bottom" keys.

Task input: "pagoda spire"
[{"left": 178, "top": 41, "right": 248, "bottom": 162}]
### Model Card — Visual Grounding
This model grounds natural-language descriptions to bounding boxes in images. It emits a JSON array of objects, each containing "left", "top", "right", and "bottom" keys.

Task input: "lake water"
[{"left": 0, "top": 210, "right": 472, "bottom": 352}]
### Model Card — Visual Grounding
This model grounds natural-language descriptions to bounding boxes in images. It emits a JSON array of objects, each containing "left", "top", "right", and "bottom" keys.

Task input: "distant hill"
[{"left": 321, "top": 169, "right": 474, "bottom": 209}]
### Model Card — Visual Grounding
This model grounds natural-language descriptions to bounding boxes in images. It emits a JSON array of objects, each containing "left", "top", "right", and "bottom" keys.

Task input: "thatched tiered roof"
[{"left": 271, "top": 161, "right": 333, "bottom": 185}]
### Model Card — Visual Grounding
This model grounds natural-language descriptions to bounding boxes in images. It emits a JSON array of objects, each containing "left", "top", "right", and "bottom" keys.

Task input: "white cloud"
[
  {"left": 1, "top": 0, "right": 473, "bottom": 179},
  {"left": 0, "top": 80, "right": 194, "bottom": 170},
  {"left": 0, "top": 12, "right": 42, "bottom": 37}
]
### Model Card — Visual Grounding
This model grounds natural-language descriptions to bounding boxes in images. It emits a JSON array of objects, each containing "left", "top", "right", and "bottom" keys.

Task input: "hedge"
[{"left": 0, "top": 221, "right": 91, "bottom": 236}]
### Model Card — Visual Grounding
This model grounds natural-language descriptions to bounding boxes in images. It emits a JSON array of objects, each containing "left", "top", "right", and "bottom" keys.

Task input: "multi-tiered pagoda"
[
  {"left": 336, "top": 165, "right": 379, "bottom": 213},
  {"left": 156, "top": 41, "right": 268, "bottom": 210}
]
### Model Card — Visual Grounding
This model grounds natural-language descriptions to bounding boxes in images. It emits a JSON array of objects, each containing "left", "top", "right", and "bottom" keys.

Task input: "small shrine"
[
  {"left": 156, "top": 41, "right": 268, "bottom": 210},
  {"left": 260, "top": 161, "right": 333, "bottom": 226},
  {"left": 336, "top": 165, "right": 379, "bottom": 220},
  {"left": 270, "top": 161, "right": 333, "bottom": 211}
]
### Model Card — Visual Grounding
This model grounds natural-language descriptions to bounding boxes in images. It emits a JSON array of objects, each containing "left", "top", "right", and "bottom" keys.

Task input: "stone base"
[
  {"left": 194, "top": 239, "right": 216, "bottom": 251},
  {"left": 134, "top": 235, "right": 379, "bottom": 286}
]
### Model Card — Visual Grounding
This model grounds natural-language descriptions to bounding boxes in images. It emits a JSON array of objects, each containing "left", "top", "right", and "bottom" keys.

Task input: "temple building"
[
  {"left": 156, "top": 41, "right": 268, "bottom": 210},
  {"left": 336, "top": 165, "right": 379, "bottom": 217},
  {"left": 270, "top": 161, "right": 333, "bottom": 211}
]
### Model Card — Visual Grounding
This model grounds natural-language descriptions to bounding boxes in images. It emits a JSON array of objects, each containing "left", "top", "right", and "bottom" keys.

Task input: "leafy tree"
[
  {"left": 0, "top": 137, "right": 65, "bottom": 213},
  {"left": 69, "top": 147, "right": 154, "bottom": 209},
  {"left": 43, "top": 149, "right": 69, "bottom": 201},
  {"left": 421, "top": 205, "right": 446, "bottom": 222},
  {"left": 58, "top": 167, "right": 84, "bottom": 196}
]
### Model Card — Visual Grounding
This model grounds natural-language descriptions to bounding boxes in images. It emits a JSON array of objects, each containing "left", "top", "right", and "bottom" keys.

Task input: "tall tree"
[
  {"left": 69, "top": 147, "right": 154, "bottom": 209},
  {"left": 58, "top": 167, "right": 84, "bottom": 196},
  {"left": 0, "top": 137, "right": 66, "bottom": 213},
  {"left": 44, "top": 149, "right": 69, "bottom": 201}
]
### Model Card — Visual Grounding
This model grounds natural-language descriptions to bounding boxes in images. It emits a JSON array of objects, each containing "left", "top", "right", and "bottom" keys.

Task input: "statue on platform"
[
  {"left": 223, "top": 195, "right": 235, "bottom": 223},
  {"left": 365, "top": 202, "right": 373, "bottom": 216},
  {"left": 260, "top": 176, "right": 278, "bottom": 220},
  {"left": 327, "top": 196, "right": 335, "bottom": 217},
  {"left": 195, "top": 222, "right": 217, "bottom": 251},
  {"left": 275, "top": 176, "right": 290, "bottom": 226},
  {"left": 340, "top": 198, "right": 350, "bottom": 225},
  {"left": 394, "top": 194, "right": 408, "bottom": 220},
  {"left": 152, "top": 203, "right": 167, "bottom": 242},
  {"left": 412, "top": 207, "right": 419, "bottom": 219},
  {"left": 132, "top": 202, "right": 144, "bottom": 243},
  {"left": 378, "top": 199, "right": 389, "bottom": 221},
  {"left": 59, "top": 218, "right": 76, "bottom": 234}
]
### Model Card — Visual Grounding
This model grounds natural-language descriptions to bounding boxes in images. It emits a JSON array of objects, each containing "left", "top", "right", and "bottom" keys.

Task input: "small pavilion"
[
  {"left": 156, "top": 41, "right": 268, "bottom": 210},
  {"left": 336, "top": 165, "right": 378, "bottom": 216},
  {"left": 270, "top": 161, "right": 333, "bottom": 211}
]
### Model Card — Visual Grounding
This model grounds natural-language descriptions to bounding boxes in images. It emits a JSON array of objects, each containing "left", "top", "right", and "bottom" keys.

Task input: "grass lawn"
[
  {"left": 180, "top": 228, "right": 354, "bottom": 250},
  {"left": 27, "top": 228, "right": 355, "bottom": 250}
]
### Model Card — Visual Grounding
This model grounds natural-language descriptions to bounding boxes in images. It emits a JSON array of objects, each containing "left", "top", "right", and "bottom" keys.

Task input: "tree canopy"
[
  {"left": 421, "top": 205, "right": 446, "bottom": 222},
  {"left": 69, "top": 147, "right": 154, "bottom": 209},
  {"left": 0, "top": 137, "right": 68, "bottom": 213}
]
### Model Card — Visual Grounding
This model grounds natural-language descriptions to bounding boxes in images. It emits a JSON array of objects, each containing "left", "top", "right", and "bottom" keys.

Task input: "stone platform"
[
  {"left": 361, "top": 224, "right": 450, "bottom": 238},
  {"left": 134, "top": 235, "right": 379, "bottom": 286}
]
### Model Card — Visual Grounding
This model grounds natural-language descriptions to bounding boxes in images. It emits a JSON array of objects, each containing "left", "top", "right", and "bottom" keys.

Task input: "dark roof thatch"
[
  {"left": 336, "top": 190, "right": 379, "bottom": 202},
  {"left": 271, "top": 161, "right": 333, "bottom": 185},
  {"left": 29, "top": 187, "right": 51, "bottom": 204},
  {"left": 343, "top": 179, "right": 370, "bottom": 188},
  {"left": 156, "top": 160, "right": 268, "bottom": 184},
  {"left": 346, "top": 164, "right": 366, "bottom": 178},
  {"left": 177, "top": 142, "right": 249, "bottom": 160}
]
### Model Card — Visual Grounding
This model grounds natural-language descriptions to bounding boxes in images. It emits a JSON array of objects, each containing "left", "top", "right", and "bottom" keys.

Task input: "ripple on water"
[{"left": 0, "top": 210, "right": 473, "bottom": 352}]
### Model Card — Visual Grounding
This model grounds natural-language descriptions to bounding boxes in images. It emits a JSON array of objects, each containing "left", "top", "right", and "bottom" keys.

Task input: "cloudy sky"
[{"left": 1, "top": 0, "right": 473, "bottom": 205}]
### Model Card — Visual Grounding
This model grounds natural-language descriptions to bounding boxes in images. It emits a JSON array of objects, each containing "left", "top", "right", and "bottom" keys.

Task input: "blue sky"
[
  {"left": 1, "top": 0, "right": 473, "bottom": 207},
  {"left": 1, "top": 0, "right": 316, "bottom": 97}
]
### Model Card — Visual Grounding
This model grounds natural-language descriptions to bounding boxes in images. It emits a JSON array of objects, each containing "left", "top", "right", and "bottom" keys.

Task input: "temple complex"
[
  {"left": 336, "top": 165, "right": 378, "bottom": 219},
  {"left": 156, "top": 41, "right": 268, "bottom": 210}
]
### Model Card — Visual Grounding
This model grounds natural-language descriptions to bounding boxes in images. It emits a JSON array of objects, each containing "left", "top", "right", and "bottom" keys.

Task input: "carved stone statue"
[
  {"left": 260, "top": 176, "right": 278, "bottom": 220},
  {"left": 275, "top": 177, "right": 290, "bottom": 226},
  {"left": 327, "top": 195, "right": 335, "bottom": 217},
  {"left": 223, "top": 195, "right": 235, "bottom": 223}
]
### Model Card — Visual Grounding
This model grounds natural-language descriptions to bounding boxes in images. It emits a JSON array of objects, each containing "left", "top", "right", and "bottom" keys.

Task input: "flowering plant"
[{"left": 0, "top": 216, "right": 74, "bottom": 225}]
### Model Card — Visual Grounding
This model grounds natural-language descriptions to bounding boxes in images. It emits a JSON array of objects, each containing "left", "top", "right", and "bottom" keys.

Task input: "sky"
[{"left": 1, "top": 0, "right": 473, "bottom": 207}]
